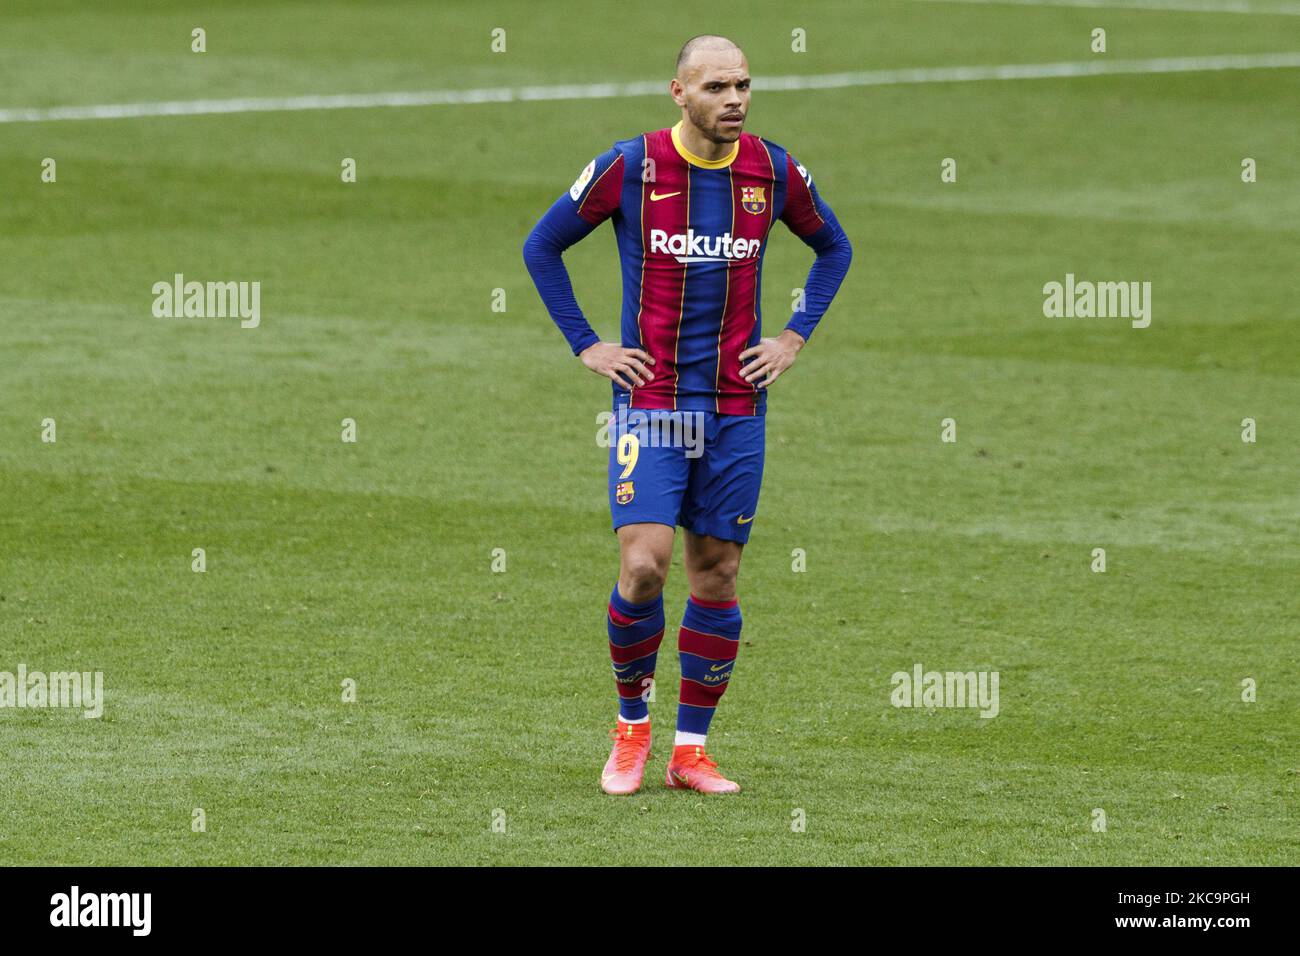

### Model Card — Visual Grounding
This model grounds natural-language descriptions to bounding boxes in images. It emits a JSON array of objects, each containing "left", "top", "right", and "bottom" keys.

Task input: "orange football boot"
[
  {"left": 601, "top": 719, "right": 652, "bottom": 795},
  {"left": 665, "top": 744, "right": 740, "bottom": 794}
]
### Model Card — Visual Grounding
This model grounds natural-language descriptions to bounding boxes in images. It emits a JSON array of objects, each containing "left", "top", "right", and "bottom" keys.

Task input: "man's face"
[{"left": 675, "top": 50, "right": 750, "bottom": 144}]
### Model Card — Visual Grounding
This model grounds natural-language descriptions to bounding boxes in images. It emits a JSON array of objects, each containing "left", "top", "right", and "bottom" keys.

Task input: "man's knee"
[
  {"left": 688, "top": 541, "right": 741, "bottom": 601},
  {"left": 618, "top": 529, "right": 672, "bottom": 600},
  {"left": 622, "top": 550, "right": 668, "bottom": 595},
  {"left": 692, "top": 567, "right": 737, "bottom": 601}
]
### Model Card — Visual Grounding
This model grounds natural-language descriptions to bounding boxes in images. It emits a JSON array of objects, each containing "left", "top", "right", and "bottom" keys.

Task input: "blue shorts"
[{"left": 607, "top": 402, "right": 765, "bottom": 544}]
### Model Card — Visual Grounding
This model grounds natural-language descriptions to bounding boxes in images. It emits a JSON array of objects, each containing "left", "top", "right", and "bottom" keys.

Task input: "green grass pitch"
[{"left": 1, "top": 0, "right": 1296, "bottom": 865}]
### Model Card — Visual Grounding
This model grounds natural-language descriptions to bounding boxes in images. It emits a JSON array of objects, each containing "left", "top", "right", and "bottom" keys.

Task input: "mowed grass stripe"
[{"left": 1, "top": 52, "right": 1299, "bottom": 123}]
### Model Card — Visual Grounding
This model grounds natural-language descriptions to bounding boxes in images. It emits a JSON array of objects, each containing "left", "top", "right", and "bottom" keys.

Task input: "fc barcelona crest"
[
  {"left": 740, "top": 185, "right": 766, "bottom": 215},
  {"left": 615, "top": 481, "right": 635, "bottom": 505}
]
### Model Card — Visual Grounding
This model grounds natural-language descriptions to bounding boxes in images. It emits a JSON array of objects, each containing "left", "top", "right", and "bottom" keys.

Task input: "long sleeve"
[
  {"left": 779, "top": 154, "right": 852, "bottom": 342},
  {"left": 522, "top": 196, "right": 602, "bottom": 355},
  {"left": 522, "top": 147, "right": 625, "bottom": 356}
]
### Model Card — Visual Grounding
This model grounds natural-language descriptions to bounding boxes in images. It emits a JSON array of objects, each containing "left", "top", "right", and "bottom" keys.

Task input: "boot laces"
[
  {"left": 679, "top": 747, "right": 722, "bottom": 776},
  {"left": 608, "top": 725, "right": 648, "bottom": 772}
]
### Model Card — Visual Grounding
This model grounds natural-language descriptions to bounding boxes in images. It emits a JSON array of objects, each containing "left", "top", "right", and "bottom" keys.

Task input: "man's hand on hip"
[
  {"left": 580, "top": 342, "right": 656, "bottom": 389},
  {"left": 739, "top": 328, "right": 805, "bottom": 388}
]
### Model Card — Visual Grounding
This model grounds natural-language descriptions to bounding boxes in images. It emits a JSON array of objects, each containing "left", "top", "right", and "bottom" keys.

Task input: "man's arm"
[
  {"left": 521, "top": 148, "right": 656, "bottom": 388},
  {"left": 522, "top": 196, "right": 603, "bottom": 355},
  {"left": 740, "top": 153, "right": 852, "bottom": 388},
  {"left": 779, "top": 154, "right": 853, "bottom": 343}
]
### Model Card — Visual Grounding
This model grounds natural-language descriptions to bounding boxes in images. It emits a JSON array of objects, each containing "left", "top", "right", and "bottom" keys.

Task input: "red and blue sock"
[
  {"left": 676, "top": 595, "right": 741, "bottom": 743},
  {"left": 607, "top": 585, "right": 665, "bottom": 722}
]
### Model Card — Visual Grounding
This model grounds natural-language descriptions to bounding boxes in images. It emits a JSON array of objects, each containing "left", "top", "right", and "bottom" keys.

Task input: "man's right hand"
[{"left": 579, "top": 342, "right": 656, "bottom": 389}]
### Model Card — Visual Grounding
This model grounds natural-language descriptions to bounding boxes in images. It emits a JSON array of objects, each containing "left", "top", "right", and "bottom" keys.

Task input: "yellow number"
[{"left": 617, "top": 433, "right": 640, "bottom": 479}]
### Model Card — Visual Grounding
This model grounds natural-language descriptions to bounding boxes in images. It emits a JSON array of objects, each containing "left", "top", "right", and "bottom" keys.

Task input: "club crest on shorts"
[
  {"left": 740, "top": 185, "right": 766, "bottom": 215},
  {"left": 615, "top": 480, "right": 635, "bottom": 505}
]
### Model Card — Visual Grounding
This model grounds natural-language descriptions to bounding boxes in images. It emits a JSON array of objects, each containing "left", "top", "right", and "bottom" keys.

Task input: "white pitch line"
[
  {"left": 2, "top": 51, "right": 1299, "bottom": 124},
  {"left": 910, "top": 0, "right": 1300, "bottom": 14}
]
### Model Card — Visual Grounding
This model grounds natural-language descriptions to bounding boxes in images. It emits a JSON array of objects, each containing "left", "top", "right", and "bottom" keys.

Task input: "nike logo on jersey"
[
  {"left": 709, "top": 663, "right": 730, "bottom": 672},
  {"left": 649, "top": 190, "right": 682, "bottom": 202},
  {"left": 736, "top": 514, "right": 755, "bottom": 524}
]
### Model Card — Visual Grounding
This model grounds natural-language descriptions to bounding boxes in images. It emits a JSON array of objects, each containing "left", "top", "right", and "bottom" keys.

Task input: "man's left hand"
[{"left": 739, "top": 329, "right": 805, "bottom": 388}]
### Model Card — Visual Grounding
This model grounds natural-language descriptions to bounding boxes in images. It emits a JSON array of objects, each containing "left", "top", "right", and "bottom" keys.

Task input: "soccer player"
[{"left": 523, "top": 35, "right": 851, "bottom": 794}]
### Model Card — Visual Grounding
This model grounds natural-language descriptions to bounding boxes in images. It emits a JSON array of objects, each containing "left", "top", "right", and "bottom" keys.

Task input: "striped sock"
[
  {"left": 676, "top": 595, "right": 741, "bottom": 740},
  {"left": 607, "top": 585, "right": 665, "bottom": 722}
]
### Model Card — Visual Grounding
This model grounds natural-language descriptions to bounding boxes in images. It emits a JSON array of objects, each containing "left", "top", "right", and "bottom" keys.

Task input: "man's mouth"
[{"left": 720, "top": 114, "right": 744, "bottom": 126}]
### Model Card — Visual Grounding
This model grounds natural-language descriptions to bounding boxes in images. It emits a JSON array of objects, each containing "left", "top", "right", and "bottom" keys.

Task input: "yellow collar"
[{"left": 671, "top": 121, "right": 740, "bottom": 169}]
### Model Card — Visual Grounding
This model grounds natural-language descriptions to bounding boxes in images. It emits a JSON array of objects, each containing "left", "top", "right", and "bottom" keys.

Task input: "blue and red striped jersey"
[{"left": 524, "top": 121, "right": 851, "bottom": 416}]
